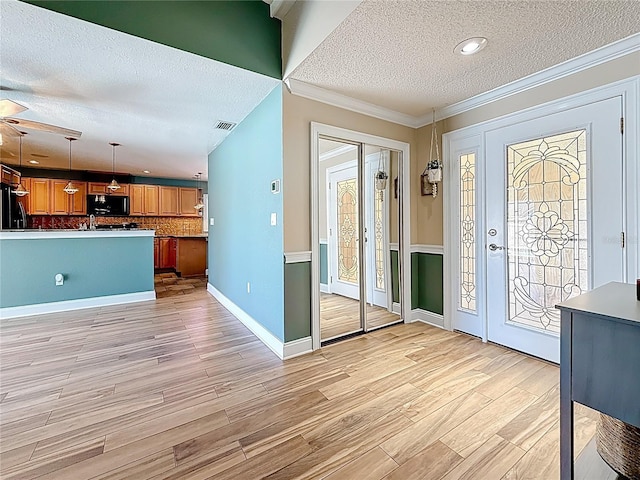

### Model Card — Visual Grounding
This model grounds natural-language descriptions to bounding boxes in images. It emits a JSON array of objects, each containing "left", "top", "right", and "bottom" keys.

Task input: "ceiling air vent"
[{"left": 214, "top": 120, "right": 237, "bottom": 131}]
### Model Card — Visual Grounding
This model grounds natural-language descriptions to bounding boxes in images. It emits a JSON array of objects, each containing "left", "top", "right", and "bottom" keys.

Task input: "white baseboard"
[
  {"left": 0, "top": 290, "right": 156, "bottom": 320},
  {"left": 283, "top": 336, "right": 313, "bottom": 359},
  {"left": 207, "top": 283, "right": 312, "bottom": 360},
  {"left": 411, "top": 308, "right": 445, "bottom": 329},
  {"left": 320, "top": 283, "right": 330, "bottom": 294},
  {"left": 392, "top": 302, "right": 401, "bottom": 315}
]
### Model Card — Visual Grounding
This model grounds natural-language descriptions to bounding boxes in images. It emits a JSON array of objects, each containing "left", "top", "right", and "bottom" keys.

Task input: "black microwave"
[{"left": 87, "top": 195, "right": 129, "bottom": 216}]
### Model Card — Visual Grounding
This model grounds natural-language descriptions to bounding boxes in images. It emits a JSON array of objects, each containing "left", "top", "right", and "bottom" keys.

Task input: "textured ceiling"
[
  {"left": 0, "top": 0, "right": 279, "bottom": 180},
  {"left": 290, "top": 0, "right": 640, "bottom": 117}
]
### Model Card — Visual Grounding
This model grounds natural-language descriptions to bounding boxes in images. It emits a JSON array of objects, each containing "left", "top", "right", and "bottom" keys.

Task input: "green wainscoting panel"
[
  {"left": 411, "top": 252, "right": 444, "bottom": 315},
  {"left": 319, "top": 242, "right": 328, "bottom": 285},
  {"left": 391, "top": 250, "right": 400, "bottom": 304},
  {"left": 284, "top": 261, "right": 311, "bottom": 342},
  {"left": 25, "top": 0, "right": 282, "bottom": 79}
]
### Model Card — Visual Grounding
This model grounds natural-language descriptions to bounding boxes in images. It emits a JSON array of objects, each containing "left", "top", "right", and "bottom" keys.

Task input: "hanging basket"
[
  {"left": 596, "top": 413, "right": 640, "bottom": 479},
  {"left": 375, "top": 170, "right": 388, "bottom": 191},
  {"left": 427, "top": 167, "right": 442, "bottom": 183}
]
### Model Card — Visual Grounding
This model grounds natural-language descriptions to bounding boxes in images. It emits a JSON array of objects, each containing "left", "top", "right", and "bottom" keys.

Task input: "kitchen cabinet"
[
  {"left": 131, "top": 184, "right": 160, "bottom": 216},
  {"left": 176, "top": 237, "right": 207, "bottom": 277},
  {"left": 155, "top": 237, "right": 177, "bottom": 270},
  {"left": 1, "top": 164, "right": 20, "bottom": 186},
  {"left": 88, "top": 182, "right": 129, "bottom": 196},
  {"left": 50, "top": 180, "right": 87, "bottom": 215},
  {"left": 28, "top": 178, "right": 50, "bottom": 214},
  {"left": 145, "top": 186, "right": 159, "bottom": 216},
  {"left": 16, "top": 177, "right": 30, "bottom": 214},
  {"left": 159, "top": 186, "right": 179, "bottom": 216},
  {"left": 178, "top": 188, "right": 200, "bottom": 216}
]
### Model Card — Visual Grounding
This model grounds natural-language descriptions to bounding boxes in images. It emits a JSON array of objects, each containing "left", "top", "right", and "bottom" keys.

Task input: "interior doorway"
[{"left": 311, "top": 124, "right": 411, "bottom": 349}]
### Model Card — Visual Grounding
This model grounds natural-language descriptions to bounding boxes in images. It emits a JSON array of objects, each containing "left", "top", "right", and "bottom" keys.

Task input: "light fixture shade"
[
  {"left": 63, "top": 181, "right": 79, "bottom": 194},
  {"left": 107, "top": 179, "right": 121, "bottom": 191},
  {"left": 12, "top": 182, "right": 29, "bottom": 197},
  {"left": 194, "top": 200, "right": 204, "bottom": 211}
]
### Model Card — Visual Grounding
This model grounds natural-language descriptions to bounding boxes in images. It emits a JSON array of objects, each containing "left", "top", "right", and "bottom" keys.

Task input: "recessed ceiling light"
[
  {"left": 455, "top": 37, "right": 488, "bottom": 56},
  {"left": 29, "top": 160, "right": 39, "bottom": 164},
  {"left": 143, "top": 170, "right": 150, "bottom": 174}
]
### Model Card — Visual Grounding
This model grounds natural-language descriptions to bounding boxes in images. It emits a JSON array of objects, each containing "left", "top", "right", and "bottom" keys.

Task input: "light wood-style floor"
[
  {"left": 321, "top": 293, "right": 401, "bottom": 340},
  {"left": 0, "top": 289, "right": 598, "bottom": 479}
]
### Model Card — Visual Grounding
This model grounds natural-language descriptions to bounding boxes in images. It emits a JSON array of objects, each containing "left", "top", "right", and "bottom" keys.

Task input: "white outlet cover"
[{"left": 270, "top": 213, "right": 277, "bottom": 226}]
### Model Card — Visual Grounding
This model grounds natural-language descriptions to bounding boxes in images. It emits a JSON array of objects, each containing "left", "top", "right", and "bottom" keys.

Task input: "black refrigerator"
[{"left": 0, "top": 182, "right": 27, "bottom": 230}]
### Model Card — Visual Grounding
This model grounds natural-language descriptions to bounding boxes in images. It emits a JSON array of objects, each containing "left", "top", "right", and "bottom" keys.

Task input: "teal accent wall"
[
  {"left": 0, "top": 236, "right": 153, "bottom": 308},
  {"left": 25, "top": 0, "right": 282, "bottom": 79},
  {"left": 284, "top": 261, "right": 311, "bottom": 342},
  {"left": 208, "top": 85, "right": 284, "bottom": 340},
  {"left": 411, "top": 252, "right": 444, "bottom": 315},
  {"left": 319, "top": 242, "right": 328, "bottom": 285}
]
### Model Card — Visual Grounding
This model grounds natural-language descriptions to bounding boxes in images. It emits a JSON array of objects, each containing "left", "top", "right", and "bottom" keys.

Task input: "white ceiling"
[
  {"left": 289, "top": 0, "right": 640, "bottom": 118},
  {"left": 0, "top": 0, "right": 279, "bottom": 180}
]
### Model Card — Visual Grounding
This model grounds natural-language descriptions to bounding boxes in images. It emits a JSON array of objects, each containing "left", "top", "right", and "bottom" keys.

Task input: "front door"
[{"left": 485, "top": 97, "right": 624, "bottom": 362}]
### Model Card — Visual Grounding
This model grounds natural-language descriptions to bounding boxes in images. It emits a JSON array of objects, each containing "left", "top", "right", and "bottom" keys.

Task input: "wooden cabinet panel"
[
  {"left": 29, "top": 178, "right": 50, "bottom": 215},
  {"left": 88, "top": 182, "right": 129, "bottom": 196},
  {"left": 159, "top": 187, "right": 179, "bottom": 216},
  {"left": 68, "top": 182, "right": 87, "bottom": 215},
  {"left": 153, "top": 238, "right": 160, "bottom": 269},
  {"left": 178, "top": 188, "right": 199, "bottom": 216},
  {"left": 49, "top": 180, "right": 87, "bottom": 215},
  {"left": 144, "top": 186, "right": 159, "bottom": 216},
  {"left": 157, "top": 237, "right": 177, "bottom": 269},
  {"left": 176, "top": 238, "right": 207, "bottom": 277},
  {"left": 50, "top": 180, "right": 70, "bottom": 215},
  {"left": 17, "top": 178, "right": 30, "bottom": 215},
  {"left": 130, "top": 185, "right": 145, "bottom": 216}
]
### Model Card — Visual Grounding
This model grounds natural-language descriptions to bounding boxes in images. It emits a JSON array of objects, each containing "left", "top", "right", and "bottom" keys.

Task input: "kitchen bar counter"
[{"left": 0, "top": 229, "right": 155, "bottom": 318}]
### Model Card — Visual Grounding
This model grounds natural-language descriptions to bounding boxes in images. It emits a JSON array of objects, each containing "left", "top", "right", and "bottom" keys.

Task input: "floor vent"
[{"left": 214, "top": 120, "right": 237, "bottom": 131}]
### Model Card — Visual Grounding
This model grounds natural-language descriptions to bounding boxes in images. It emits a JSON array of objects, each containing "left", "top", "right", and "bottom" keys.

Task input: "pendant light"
[
  {"left": 194, "top": 172, "right": 204, "bottom": 210},
  {"left": 107, "top": 142, "right": 121, "bottom": 192},
  {"left": 63, "top": 136, "right": 78, "bottom": 194},
  {"left": 11, "top": 132, "right": 30, "bottom": 197}
]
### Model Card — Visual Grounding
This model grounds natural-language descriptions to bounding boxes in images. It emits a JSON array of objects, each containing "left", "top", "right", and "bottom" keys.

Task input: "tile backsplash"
[{"left": 28, "top": 216, "right": 203, "bottom": 236}]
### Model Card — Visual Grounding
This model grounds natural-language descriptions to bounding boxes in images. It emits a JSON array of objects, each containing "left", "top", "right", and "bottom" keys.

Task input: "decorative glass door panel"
[
  {"left": 460, "top": 152, "right": 477, "bottom": 313},
  {"left": 485, "top": 97, "right": 623, "bottom": 363},
  {"left": 506, "top": 130, "right": 587, "bottom": 334},
  {"left": 337, "top": 178, "right": 359, "bottom": 284}
]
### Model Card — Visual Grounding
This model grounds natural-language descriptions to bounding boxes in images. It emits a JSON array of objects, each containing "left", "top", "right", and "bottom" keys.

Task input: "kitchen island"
[{"left": 0, "top": 229, "right": 155, "bottom": 318}]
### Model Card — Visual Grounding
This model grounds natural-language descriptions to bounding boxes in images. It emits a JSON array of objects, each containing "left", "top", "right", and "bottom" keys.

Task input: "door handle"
[{"left": 488, "top": 243, "right": 504, "bottom": 251}]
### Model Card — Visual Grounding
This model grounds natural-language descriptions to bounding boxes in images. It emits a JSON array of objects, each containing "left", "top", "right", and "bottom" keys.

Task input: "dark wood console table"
[{"left": 556, "top": 282, "right": 640, "bottom": 479}]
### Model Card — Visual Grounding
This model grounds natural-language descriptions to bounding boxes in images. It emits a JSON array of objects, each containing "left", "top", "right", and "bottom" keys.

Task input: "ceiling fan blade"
[
  {"left": 0, "top": 99, "right": 28, "bottom": 117},
  {"left": 3, "top": 118, "right": 82, "bottom": 138},
  {"left": 0, "top": 121, "right": 22, "bottom": 137}
]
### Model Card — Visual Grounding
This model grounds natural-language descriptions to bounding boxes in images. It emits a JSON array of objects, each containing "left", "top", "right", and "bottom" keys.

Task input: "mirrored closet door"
[{"left": 318, "top": 136, "right": 403, "bottom": 343}]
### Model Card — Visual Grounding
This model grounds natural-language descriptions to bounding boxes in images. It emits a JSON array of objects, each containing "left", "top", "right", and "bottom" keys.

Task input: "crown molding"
[
  {"left": 287, "top": 33, "right": 640, "bottom": 130},
  {"left": 286, "top": 78, "right": 420, "bottom": 128}
]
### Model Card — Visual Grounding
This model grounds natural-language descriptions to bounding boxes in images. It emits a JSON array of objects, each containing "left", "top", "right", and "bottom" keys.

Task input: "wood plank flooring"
[
  {"left": 154, "top": 273, "right": 208, "bottom": 299},
  {"left": 321, "top": 293, "right": 400, "bottom": 340},
  {"left": 0, "top": 289, "right": 598, "bottom": 479}
]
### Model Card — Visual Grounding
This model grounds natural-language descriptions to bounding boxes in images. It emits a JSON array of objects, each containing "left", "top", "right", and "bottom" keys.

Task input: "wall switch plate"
[
  {"left": 270, "top": 213, "right": 277, "bottom": 226},
  {"left": 247, "top": 282, "right": 251, "bottom": 293},
  {"left": 271, "top": 179, "right": 281, "bottom": 194},
  {"left": 210, "top": 218, "right": 215, "bottom": 226}
]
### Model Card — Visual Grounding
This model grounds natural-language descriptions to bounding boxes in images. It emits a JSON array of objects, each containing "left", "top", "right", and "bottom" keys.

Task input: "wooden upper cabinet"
[
  {"left": 88, "top": 182, "right": 129, "bottom": 196},
  {"left": 159, "top": 186, "right": 179, "bottom": 216},
  {"left": 144, "top": 185, "right": 159, "bottom": 216},
  {"left": 17, "top": 178, "right": 30, "bottom": 215},
  {"left": 130, "top": 185, "right": 145, "bottom": 216},
  {"left": 49, "top": 180, "right": 87, "bottom": 215},
  {"left": 178, "top": 188, "right": 199, "bottom": 216},
  {"left": 50, "top": 180, "right": 70, "bottom": 215},
  {"left": 28, "top": 178, "right": 50, "bottom": 215},
  {"left": 68, "top": 182, "right": 87, "bottom": 215}
]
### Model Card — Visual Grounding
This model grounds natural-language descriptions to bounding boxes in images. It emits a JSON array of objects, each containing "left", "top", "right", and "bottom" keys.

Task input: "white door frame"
[
  {"left": 311, "top": 122, "right": 411, "bottom": 351},
  {"left": 443, "top": 77, "right": 639, "bottom": 341}
]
